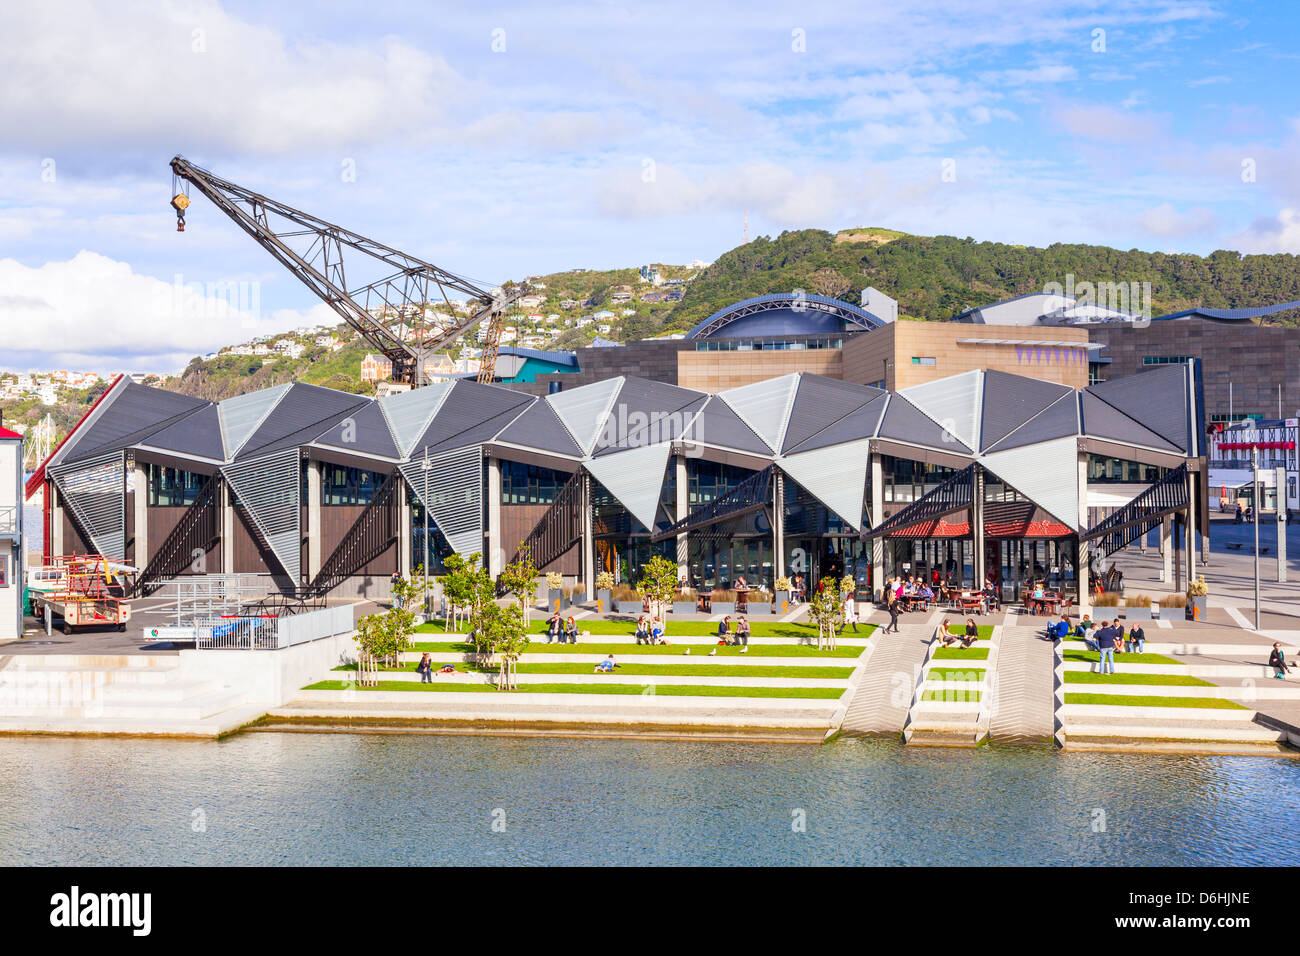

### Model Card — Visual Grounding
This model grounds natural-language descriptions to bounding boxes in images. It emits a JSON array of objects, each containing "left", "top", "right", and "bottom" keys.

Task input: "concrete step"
[
  {"left": 0, "top": 664, "right": 182, "bottom": 686},
  {"left": 353, "top": 670, "right": 850, "bottom": 689},
  {"left": 1061, "top": 682, "right": 1300, "bottom": 701},
  {"left": 1060, "top": 702, "right": 1257, "bottom": 722},
  {"left": 0, "top": 704, "right": 267, "bottom": 738},
  {"left": 0, "top": 654, "right": 180, "bottom": 669},
  {"left": 97, "top": 689, "right": 246, "bottom": 721},
  {"left": 1062, "top": 714, "right": 1286, "bottom": 744},
  {"left": 100, "top": 678, "right": 234, "bottom": 704}
]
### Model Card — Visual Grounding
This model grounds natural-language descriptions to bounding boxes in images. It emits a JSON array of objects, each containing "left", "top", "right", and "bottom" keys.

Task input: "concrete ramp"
[
  {"left": 988, "top": 626, "right": 1055, "bottom": 743},
  {"left": 838, "top": 612, "right": 938, "bottom": 738}
]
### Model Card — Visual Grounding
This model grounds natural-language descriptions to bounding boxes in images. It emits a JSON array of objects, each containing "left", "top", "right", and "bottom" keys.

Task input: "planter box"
[
  {"left": 672, "top": 601, "right": 696, "bottom": 616},
  {"left": 745, "top": 602, "right": 772, "bottom": 617},
  {"left": 547, "top": 589, "right": 564, "bottom": 613},
  {"left": 711, "top": 601, "right": 736, "bottom": 615},
  {"left": 1186, "top": 596, "right": 1207, "bottom": 621},
  {"left": 774, "top": 590, "right": 791, "bottom": 610},
  {"left": 597, "top": 589, "right": 613, "bottom": 613}
]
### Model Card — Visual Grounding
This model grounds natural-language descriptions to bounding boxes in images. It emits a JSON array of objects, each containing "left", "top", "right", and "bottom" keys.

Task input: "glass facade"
[
  {"left": 1086, "top": 454, "right": 1165, "bottom": 484},
  {"left": 301, "top": 462, "right": 387, "bottom": 506},
  {"left": 694, "top": 337, "right": 842, "bottom": 352},
  {"left": 148, "top": 464, "right": 209, "bottom": 507},
  {"left": 500, "top": 461, "right": 567, "bottom": 504},
  {"left": 879, "top": 456, "right": 955, "bottom": 503},
  {"left": 408, "top": 490, "right": 456, "bottom": 575}
]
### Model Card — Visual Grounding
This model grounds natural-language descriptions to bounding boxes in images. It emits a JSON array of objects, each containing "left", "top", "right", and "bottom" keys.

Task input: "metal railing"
[
  {"left": 194, "top": 603, "right": 355, "bottom": 650},
  {"left": 0, "top": 505, "right": 16, "bottom": 535}
]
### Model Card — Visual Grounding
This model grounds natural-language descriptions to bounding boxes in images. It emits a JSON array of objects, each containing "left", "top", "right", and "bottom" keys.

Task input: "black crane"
[{"left": 169, "top": 155, "right": 524, "bottom": 386}]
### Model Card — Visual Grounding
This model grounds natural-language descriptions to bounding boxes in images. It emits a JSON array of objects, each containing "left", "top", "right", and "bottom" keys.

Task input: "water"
[{"left": 1, "top": 733, "right": 1296, "bottom": 866}]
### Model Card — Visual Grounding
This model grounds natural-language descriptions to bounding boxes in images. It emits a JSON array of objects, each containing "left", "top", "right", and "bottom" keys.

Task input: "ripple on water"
[{"left": 0, "top": 733, "right": 1296, "bottom": 865}]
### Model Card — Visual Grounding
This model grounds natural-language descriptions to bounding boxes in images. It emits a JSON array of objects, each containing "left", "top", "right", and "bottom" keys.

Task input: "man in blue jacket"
[
  {"left": 1046, "top": 615, "right": 1070, "bottom": 642},
  {"left": 1096, "top": 621, "right": 1118, "bottom": 675}
]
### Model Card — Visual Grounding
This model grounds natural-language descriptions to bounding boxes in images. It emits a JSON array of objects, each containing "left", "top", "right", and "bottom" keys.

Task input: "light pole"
[
  {"left": 1253, "top": 445, "right": 1260, "bottom": 632},
  {"left": 422, "top": 448, "right": 432, "bottom": 615}
]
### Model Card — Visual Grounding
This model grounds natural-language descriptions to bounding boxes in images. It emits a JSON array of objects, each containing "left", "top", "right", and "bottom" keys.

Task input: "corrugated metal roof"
[{"left": 1153, "top": 299, "right": 1300, "bottom": 322}]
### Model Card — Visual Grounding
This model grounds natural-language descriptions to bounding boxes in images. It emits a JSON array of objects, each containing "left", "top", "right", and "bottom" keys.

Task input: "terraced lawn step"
[
  {"left": 305, "top": 680, "right": 844, "bottom": 699},
  {"left": 1060, "top": 701, "right": 1252, "bottom": 722},
  {"left": 326, "top": 670, "right": 850, "bottom": 689},
  {"left": 1062, "top": 660, "right": 1286, "bottom": 678},
  {"left": 408, "top": 641, "right": 865, "bottom": 658},
  {"left": 398, "top": 651, "right": 862, "bottom": 668},
  {"left": 416, "top": 621, "right": 873, "bottom": 642},
  {"left": 1062, "top": 713, "right": 1286, "bottom": 744}
]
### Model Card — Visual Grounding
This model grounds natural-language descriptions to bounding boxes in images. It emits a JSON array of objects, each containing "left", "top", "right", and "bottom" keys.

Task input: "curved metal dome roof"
[{"left": 686, "top": 292, "right": 888, "bottom": 339}]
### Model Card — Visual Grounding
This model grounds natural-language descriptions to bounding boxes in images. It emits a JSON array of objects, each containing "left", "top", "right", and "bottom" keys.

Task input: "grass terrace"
[
  {"left": 334, "top": 662, "right": 856, "bottom": 679},
  {"left": 1063, "top": 693, "right": 1246, "bottom": 710},
  {"left": 1063, "top": 650, "right": 1182, "bottom": 666},
  {"left": 933, "top": 647, "right": 990, "bottom": 661},
  {"left": 415, "top": 619, "right": 873, "bottom": 640},
  {"left": 1064, "top": 672, "right": 1214, "bottom": 687},
  {"left": 304, "top": 680, "right": 844, "bottom": 699},
  {"left": 943, "top": 624, "right": 994, "bottom": 638},
  {"left": 407, "top": 640, "right": 865, "bottom": 658}
]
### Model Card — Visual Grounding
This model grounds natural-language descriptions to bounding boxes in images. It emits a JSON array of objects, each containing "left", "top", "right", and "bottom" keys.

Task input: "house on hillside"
[{"left": 361, "top": 353, "right": 394, "bottom": 382}]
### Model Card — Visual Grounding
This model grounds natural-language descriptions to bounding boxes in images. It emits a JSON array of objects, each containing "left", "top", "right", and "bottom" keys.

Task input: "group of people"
[
  {"left": 414, "top": 653, "right": 454, "bottom": 682},
  {"left": 716, "top": 615, "right": 751, "bottom": 646},
  {"left": 545, "top": 612, "right": 580, "bottom": 644},
  {"left": 1044, "top": 614, "right": 1144, "bottom": 674},
  {"left": 634, "top": 615, "right": 668, "bottom": 645},
  {"left": 937, "top": 618, "right": 981, "bottom": 649}
]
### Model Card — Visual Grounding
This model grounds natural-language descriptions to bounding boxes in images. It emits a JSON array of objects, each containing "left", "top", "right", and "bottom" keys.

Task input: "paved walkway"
[
  {"left": 839, "top": 611, "right": 939, "bottom": 737},
  {"left": 988, "top": 626, "right": 1054, "bottom": 742}
]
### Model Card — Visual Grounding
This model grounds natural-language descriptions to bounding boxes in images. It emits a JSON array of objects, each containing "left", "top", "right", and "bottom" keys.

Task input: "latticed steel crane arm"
[{"left": 170, "top": 155, "right": 524, "bottom": 385}]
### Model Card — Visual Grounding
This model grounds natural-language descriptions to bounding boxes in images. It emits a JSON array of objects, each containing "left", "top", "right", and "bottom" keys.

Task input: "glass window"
[
  {"left": 500, "top": 461, "right": 567, "bottom": 505},
  {"left": 303, "top": 463, "right": 387, "bottom": 506},
  {"left": 911, "top": 356, "right": 936, "bottom": 366},
  {"left": 148, "top": 464, "right": 209, "bottom": 507}
]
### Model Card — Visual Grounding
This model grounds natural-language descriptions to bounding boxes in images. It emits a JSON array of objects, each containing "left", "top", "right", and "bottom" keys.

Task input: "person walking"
[
  {"left": 883, "top": 594, "right": 901, "bottom": 634},
  {"left": 842, "top": 595, "right": 859, "bottom": 633},
  {"left": 1096, "top": 621, "right": 1117, "bottom": 675},
  {"left": 1269, "top": 642, "right": 1293, "bottom": 679}
]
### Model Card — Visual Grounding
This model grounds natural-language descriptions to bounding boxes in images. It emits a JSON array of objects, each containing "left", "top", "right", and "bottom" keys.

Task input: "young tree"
[
  {"left": 473, "top": 601, "right": 529, "bottom": 690},
  {"left": 639, "top": 554, "right": 678, "bottom": 624},
  {"left": 808, "top": 578, "right": 844, "bottom": 651},
  {"left": 497, "top": 543, "right": 539, "bottom": 628}
]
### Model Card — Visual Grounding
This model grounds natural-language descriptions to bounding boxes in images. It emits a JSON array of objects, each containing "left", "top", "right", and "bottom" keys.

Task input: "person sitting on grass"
[
  {"left": 1129, "top": 623, "right": 1146, "bottom": 654},
  {"left": 717, "top": 614, "right": 733, "bottom": 645},
  {"left": 634, "top": 615, "right": 651, "bottom": 645},
  {"left": 563, "top": 616, "right": 579, "bottom": 644},
  {"left": 416, "top": 652, "right": 433, "bottom": 684},
  {"left": 1269, "top": 642, "right": 1293, "bottom": 680},
  {"left": 650, "top": 618, "right": 667, "bottom": 645},
  {"left": 1082, "top": 620, "right": 1106, "bottom": 653},
  {"left": 594, "top": 654, "right": 618, "bottom": 674},
  {"left": 734, "top": 615, "right": 750, "bottom": 647},
  {"left": 1046, "top": 615, "right": 1070, "bottom": 642},
  {"left": 939, "top": 619, "right": 978, "bottom": 649}
]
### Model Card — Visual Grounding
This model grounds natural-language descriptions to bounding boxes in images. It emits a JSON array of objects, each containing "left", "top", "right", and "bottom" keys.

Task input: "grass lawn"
[
  {"left": 408, "top": 640, "right": 865, "bottom": 658},
  {"left": 933, "top": 647, "right": 990, "bottom": 660},
  {"left": 414, "top": 619, "right": 873, "bottom": 640},
  {"left": 1063, "top": 650, "right": 1181, "bottom": 666},
  {"left": 1064, "top": 671, "right": 1214, "bottom": 687},
  {"left": 336, "top": 661, "right": 852, "bottom": 679},
  {"left": 1064, "top": 692, "right": 1246, "bottom": 710},
  {"left": 303, "top": 680, "right": 843, "bottom": 699},
  {"left": 921, "top": 689, "right": 982, "bottom": 702},
  {"left": 944, "top": 624, "right": 994, "bottom": 638},
  {"left": 927, "top": 667, "right": 986, "bottom": 682}
]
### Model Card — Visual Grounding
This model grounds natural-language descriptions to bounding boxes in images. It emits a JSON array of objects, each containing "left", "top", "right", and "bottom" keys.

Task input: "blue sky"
[{"left": 2, "top": 0, "right": 1299, "bottom": 373}]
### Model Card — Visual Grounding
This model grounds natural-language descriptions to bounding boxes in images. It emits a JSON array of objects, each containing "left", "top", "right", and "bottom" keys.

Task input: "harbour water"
[{"left": 1, "top": 733, "right": 1296, "bottom": 866}]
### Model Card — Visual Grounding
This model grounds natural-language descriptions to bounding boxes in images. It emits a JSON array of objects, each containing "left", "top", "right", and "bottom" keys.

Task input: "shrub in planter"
[{"left": 1185, "top": 576, "right": 1208, "bottom": 620}]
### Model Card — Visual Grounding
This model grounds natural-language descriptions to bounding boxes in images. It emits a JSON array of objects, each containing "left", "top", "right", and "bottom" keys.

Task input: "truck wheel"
[
  {"left": 61, "top": 622, "right": 71, "bottom": 635},
  {"left": 118, "top": 623, "right": 127, "bottom": 632}
]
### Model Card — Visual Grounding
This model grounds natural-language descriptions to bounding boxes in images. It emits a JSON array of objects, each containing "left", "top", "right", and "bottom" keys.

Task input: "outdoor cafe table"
[
  {"left": 958, "top": 594, "right": 985, "bottom": 613},
  {"left": 1026, "top": 594, "right": 1061, "bottom": 616}
]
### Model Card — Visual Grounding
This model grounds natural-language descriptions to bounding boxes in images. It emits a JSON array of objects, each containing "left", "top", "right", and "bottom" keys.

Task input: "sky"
[{"left": 2, "top": 0, "right": 1299, "bottom": 375}]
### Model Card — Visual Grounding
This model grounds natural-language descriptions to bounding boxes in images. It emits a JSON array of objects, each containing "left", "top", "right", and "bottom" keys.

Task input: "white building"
[{"left": 0, "top": 425, "right": 21, "bottom": 639}]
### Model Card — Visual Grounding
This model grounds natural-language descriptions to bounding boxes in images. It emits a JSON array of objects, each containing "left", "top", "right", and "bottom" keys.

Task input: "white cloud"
[
  {"left": 0, "top": 1, "right": 462, "bottom": 154},
  {"left": 0, "top": 251, "right": 321, "bottom": 374},
  {"left": 1228, "top": 209, "right": 1300, "bottom": 254},
  {"left": 1139, "top": 203, "right": 1217, "bottom": 237},
  {"left": 1188, "top": 74, "right": 1231, "bottom": 87}
]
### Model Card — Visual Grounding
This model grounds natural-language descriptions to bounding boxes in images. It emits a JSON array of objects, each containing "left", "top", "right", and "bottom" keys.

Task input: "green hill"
[{"left": 665, "top": 228, "right": 1300, "bottom": 328}]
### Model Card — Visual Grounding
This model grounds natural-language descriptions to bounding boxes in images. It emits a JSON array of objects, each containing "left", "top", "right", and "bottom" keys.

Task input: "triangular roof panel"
[
  {"left": 236, "top": 384, "right": 368, "bottom": 459},
  {"left": 546, "top": 377, "right": 623, "bottom": 456},
  {"left": 218, "top": 384, "right": 292, "bottom": 459},
  {"left": 783, "top": 393, "right": 888, "bottom": 455},
  {"left": 379, "top": 381, "right": 454, "bottom": 458},
  {"left": 781, "top": 375, "right": 881, "bottom": 454},
  {"left": 982, "top": 436, "right": 1080, "bottom": 531},
  {"left": 877, "top": 394, "right": 974, "bottom": 455},
  {"left": 1079, "top": 391, "right": 1180, "bottom": 453},
  {"left": 981, "top": 393, "right": 1078, "bottom": 453},
  {"left": 140, "top": 404, "right": 226, "bottom": 461},
  {"left": 681, "top": 395, "right": 772, "bottom": 456},
  {"left": 780, "top": 437, "right": 871, "bottom": 531},
  {"left": 899, "top": 370, "right": 983, "bottom": 453},
  {"left": 494, "top": 399, "right": 584, "bottom": 458},
  {"left": 585, "top": 443, "right": 672, "bottom": 531},
  {"left": 1086, "top": 364, "right": 1191, "bottom": 453},
  {"left": 980, "top": 370, "right": 1072, "bottom": 452},
  {"left": 313, "top": 401, "right": 401, "bottom": 460},
  {"left": 411, "top": 381, "right": 533, "bottom": 457},
  {"left": 61, "top": 382, "right": 209, "bottom": 464},
  {"left": 718, "top": 374, "right": 799, "bottom": 453}
]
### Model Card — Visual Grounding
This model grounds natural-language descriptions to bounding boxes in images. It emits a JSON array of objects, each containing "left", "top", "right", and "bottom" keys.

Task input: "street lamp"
[
  {"left": 422, "top": 448, "right": 432, "bottom": 616},
  {"left": 1253, "top": 445, "right": 1260, "bottom": 632}
]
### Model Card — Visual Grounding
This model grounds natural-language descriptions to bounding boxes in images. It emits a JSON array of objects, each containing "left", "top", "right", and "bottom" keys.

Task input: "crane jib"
[{"left": 167, "top": 155, "right": 527, "bottom": 385}]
